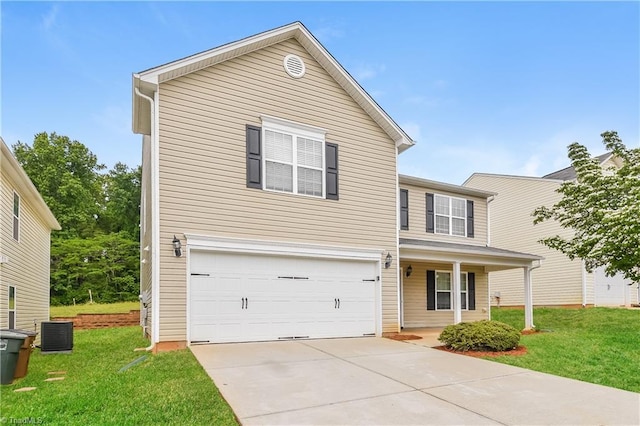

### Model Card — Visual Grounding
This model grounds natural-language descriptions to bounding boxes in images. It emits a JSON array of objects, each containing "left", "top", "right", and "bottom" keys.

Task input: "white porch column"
[
  {"left": 524, "top": 266, "right": 535, "bottom": 329},
  {"left": 453, "top": 261, "right": 462, "bottom": 324}
]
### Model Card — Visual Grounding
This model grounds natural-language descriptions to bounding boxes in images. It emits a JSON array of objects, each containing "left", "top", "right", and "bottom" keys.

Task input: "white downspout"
[
  {"left": 486, "top": 195, "right": 495, "bottom": 246},
  {"left": 134, "top": 87, "right": 159, "bottom": 352}
]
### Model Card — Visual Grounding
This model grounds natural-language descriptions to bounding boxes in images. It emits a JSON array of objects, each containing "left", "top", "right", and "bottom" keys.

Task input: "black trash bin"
[
  {"left": 0, "top": 329, "right": 37, "bottom": 379},
  {"left": 0, "top": 331, "right": 27, "bottom": 385}
]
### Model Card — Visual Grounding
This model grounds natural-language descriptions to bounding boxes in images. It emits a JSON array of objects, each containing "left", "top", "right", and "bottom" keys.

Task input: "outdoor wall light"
[
  {"left": 172, "top": 235, "right": 182, "bottom": 257},
  {"left": 406, "top": 265, "right": 413, "bottom": 277},
  {"left": 384, "top": 252, "right": 392, "bottom": 269}
]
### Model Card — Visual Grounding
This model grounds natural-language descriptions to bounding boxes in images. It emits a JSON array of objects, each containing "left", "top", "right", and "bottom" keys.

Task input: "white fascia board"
[
  {"left": 400, "top": 174, "right": 497, "bottom": 198},
  {"left": 184, "top": 234, "right": 384, "bottom": 261},
  {"left": 400, "top": 246, "right": 538, "bottom": 269}
]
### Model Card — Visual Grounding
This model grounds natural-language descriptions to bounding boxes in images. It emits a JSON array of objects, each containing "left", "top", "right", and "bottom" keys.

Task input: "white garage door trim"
[{"left": 185, "top": 234, "right": 385, "bottom": 344}]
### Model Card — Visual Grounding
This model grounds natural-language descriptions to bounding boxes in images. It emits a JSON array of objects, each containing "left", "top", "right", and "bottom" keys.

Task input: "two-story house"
[
  {"left": 465, "top": 154, "right": 639, "bottom": 308},
  {"left": 1, "top": 137, "right": 60, "bottom": 339},
  {"left": 132, "top": 22, "right": 541, "bottom": 352}
]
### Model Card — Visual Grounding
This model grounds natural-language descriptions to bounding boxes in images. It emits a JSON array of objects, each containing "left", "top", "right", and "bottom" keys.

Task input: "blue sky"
[{"left": 2, "top": 1, "right": 638, "bottom": 184}]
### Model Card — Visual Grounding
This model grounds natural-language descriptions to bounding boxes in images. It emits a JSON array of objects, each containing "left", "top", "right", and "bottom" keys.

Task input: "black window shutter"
[
  {"left": 426, "top": 193, "right": 434, "bottom": 233},
  {"left": 326, "top": 143, "right": 339, "bottom": 200},
  {"left": 468, "top": 272, "right": 476, "bottom": 310},
  {"left": 467, "top": 200, "right": 474, "bottom": 238},
  {"left": 400, "top": 189, "right": 409, "bottom": 230},
  {"left": 427, "top": 270, "right": 436, "bottom": 310},
  {"left": 246, "top": 125, "right": 262, "bottom": 189}
]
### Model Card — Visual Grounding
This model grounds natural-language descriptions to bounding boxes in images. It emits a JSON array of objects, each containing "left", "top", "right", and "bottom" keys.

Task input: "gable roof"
[
  {"left": 400, "top": 174, "right": 496, "bottom": 198},
  {"left": 542, "top": 152, "right": 612, "bottom": 181},
  {"left": 132, "top": 22, "right": 415, "bottom": 152},
  {"left": 1, "top": 138, "right": 61, "bottom": 231}
]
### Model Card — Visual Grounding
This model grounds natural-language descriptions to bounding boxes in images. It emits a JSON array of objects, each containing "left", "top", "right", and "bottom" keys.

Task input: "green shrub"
[{"left": 438, "top": 320, "right": 521, "bottom": 352}]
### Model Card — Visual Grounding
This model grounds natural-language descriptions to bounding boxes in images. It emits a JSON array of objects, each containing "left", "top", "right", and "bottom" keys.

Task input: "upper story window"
[
  {"left": 13, "top": 192, "right": 20, "bottom": 241},
  {"left": 435, "top": 195, "right": 466, "bottom": 236},
  {"left": 426, "top": 193, "right": 474, "bottom": 238},
  {"left": 246, "top": 116, "right": 339, "bottom": 200}
]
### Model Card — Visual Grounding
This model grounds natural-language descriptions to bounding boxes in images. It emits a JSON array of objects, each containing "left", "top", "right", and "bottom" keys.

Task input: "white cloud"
[
  {"left": 312, "top": 25, "right": 345, "bottom": 43},
  {"left": 353, "top": 64, "right": 386, "bottom": 81},
  {"left": 41, "top": 4, "right": 59, "bottom": 31}
]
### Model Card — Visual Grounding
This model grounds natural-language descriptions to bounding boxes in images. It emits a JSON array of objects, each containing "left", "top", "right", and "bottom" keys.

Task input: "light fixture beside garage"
[
  {"left": 172, "top": 235, "right": 182, "bottom": 257},
  {"left": 384, "top": 252, "right": 392, "bottom": 269},
  {"left": 406, "top": 265, "right": 413, "bottom": 277}
]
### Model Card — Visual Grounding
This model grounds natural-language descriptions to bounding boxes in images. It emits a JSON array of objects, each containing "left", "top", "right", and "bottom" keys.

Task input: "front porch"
[{"left": 399, "top": 238, "right": 542, "bottom": 330}]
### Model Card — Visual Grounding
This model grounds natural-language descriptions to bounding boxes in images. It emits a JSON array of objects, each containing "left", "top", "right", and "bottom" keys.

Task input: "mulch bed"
[
  {"left": 385, "top": 334, "right": 423, "bottom": 341},
  {"left": 434, "top": 345, "right": 528, "bottom": 357}
]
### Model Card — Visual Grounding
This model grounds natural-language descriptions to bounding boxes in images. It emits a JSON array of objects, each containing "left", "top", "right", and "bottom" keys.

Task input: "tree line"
[{"left": 13, "top": 132, "right": 141, "bottom": 305}]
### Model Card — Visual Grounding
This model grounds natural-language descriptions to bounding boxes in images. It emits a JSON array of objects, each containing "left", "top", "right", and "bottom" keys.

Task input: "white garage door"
[
  {"left": 594, "top": 267, "right": 634, "bottom": 306},
  {"left": 189, "top": 251, "right": 378, "bottom": 344}
]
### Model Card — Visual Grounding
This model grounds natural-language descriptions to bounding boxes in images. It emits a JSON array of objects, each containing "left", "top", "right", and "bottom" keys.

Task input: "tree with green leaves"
[
  {"left": 100, "top": 163, "right": 141, "bottom": 239},
  {"left": 533, "top": 131, "right": 640, "bottom": 283},
  {"left": 13, "top": 132, "right": 105, "bottom": 238},
  {"left": 13, "top": 132, "right": 142, "bottom": 304}
]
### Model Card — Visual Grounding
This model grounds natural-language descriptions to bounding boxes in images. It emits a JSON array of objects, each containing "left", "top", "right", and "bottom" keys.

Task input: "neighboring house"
[
  {"left": 0, "top": 137, "right": 61, "bottom": 339},
  {"left": 132, "top": 22, "right": 541, "bottom": 351},
  {"left": 465, "top": 153, "right": 639, "bottom": 308}
]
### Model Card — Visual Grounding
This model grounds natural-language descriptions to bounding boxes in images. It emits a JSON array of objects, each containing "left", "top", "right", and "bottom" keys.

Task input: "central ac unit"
[{"left": 41, "top": 321, "right": 74, "bottom": 353}]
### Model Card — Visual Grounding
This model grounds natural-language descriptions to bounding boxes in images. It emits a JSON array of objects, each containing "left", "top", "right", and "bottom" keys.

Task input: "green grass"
[
  {"left": 1, "top": 327, "right": 238, "bottom": 425},
  {"left": 490, "top": 307, "right": 640, "bottom": 393},
  {"left": 50, "top": 301, "right": 140, "bottom": 317}
]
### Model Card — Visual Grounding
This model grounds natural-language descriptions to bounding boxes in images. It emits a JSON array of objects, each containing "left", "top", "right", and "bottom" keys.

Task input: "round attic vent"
[{"left": 283, "top": 54, "right": 305, "bottom": 78}]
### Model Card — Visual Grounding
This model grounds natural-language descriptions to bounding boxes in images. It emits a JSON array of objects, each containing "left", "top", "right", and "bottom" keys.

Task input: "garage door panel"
[{"left": 189, "top": 251, "right": 378, "bottom": 343}]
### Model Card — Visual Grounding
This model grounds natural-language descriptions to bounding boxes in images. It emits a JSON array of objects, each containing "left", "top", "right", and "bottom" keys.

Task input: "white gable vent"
[{"left": 283, "top": 54, "right": 305, "bottom": 78}]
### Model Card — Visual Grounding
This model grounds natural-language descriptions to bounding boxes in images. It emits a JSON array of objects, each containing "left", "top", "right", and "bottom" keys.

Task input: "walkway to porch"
[{"left": 396, "top": 327, "right": 444, "bottom": 347}]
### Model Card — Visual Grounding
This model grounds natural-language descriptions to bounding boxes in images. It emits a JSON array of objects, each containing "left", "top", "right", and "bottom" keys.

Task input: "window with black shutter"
[{"left": 400, "top": 189, "right": 409, "bottom": 230}]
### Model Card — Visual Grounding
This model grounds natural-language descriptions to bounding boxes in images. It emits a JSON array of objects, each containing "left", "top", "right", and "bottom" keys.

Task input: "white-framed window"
[
  {"left": 262, "top": 116, "right": 325, "bottom": 198},
  {"left": 13, "top": 192, "right": 20, "bottom": 241},
  {"left": 8, "top": 285, "right": 16, "bottom": 328},
  {"left": 435, "top": 194, "right": 466, "bottom": 237},
  {"left": 435, "top": 271, "right": 468, "bottom": 310}
]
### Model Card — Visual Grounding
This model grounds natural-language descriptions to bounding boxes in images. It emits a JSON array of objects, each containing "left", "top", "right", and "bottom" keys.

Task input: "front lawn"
[
  {"left": 1, "top": 327, "right": 238, "bottom": 425},
  {"left": 490, "top": 307, "right": 640, "bottom": 393},
  {"left": 50, "top": 301, "right": 140, "bottom": 317}
]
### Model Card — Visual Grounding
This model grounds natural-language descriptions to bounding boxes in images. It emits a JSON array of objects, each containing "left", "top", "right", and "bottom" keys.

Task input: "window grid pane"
[
  {"left": 437, "top": 293, "right": 451, "bottom": 310},
  {"left": 265, "top": 130, "right": 293, "bottom": 163},
  {"left": 13, "top": 193, "right": 19, "bottom": 217},
  {"left": 452, "top": 217, "right": 465, "bottom": 236},
  {"left": 297, "top": 138, "right": 323, "bottom": 168},
  {"left": 297, "top": 167, "right": 322, "bottom": 196},
  {"left": 435, "top": 195, "right": 449, "bottom": 215},
  {"left": 436, "top": 272, "right": 451, "bottom": 290},
  {"left": 451, "top": 198, "right": 466, "bottom": 218},
  {"left": 435, "top": 215, "right": 449, "bottom": 234},
  {"left": 265, "top": 161, "right": 293, "bottom": 192}
]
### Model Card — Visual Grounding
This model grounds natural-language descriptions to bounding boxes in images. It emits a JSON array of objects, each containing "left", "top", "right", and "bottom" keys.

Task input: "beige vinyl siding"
[
  {"left": 399, "top": 183, "right": 488, "bottom": 246},
  {"left": 401, "top": 261, "right": 489, "bottom": 327},
  {"left": 0, "top": 173, "right": 51, "bottom": 342},
  {"left": 139, "top": 135, "right": 153, "bottom": 337},
  {"left": 156, "top": 39, "right": 399, "bottom": 341},
  {"left": 465, "top": 174, "right": 586, "bottom": 306}
]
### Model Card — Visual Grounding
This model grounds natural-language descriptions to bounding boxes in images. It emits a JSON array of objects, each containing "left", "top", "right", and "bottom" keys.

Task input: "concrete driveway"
[{"left": 191, "top": 337, "right": 640, "bottom": 425}]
